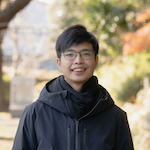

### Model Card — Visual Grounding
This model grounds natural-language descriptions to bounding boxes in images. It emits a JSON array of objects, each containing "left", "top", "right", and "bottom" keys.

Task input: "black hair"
[{"left": 56, "top": 24, "right": 99, "bottom": 58}]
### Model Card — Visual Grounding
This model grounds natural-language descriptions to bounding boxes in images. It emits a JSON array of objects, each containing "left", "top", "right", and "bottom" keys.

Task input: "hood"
[{"left": 37, "top": 78, "right": 114, "bottom": 119}]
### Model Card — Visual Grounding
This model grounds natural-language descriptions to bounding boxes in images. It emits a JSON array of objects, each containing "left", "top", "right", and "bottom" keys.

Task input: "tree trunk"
[{"left": 0, "top": 0, "right": 31, "bottom": 29}]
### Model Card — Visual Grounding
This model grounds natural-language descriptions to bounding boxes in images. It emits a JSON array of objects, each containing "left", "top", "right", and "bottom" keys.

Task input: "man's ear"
[
  {"left": 94, "top": 56, "right": 99, "bottom": 69},
  {"left": 57, "top": 58, "right": 62, "bottom": 71}
]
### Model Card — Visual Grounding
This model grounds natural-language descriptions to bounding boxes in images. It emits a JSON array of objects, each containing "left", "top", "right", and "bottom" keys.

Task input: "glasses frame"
[{"left": 62, "top": 49, "right": 95, "bottom": 60}]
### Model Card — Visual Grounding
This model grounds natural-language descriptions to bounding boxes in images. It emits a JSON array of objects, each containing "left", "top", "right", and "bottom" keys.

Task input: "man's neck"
[
  {"left": 64, "top": 78, "right": 84, "bottom": 92},
  {"left": 70, "top": 83, "right": 83, "bottom": 92}
]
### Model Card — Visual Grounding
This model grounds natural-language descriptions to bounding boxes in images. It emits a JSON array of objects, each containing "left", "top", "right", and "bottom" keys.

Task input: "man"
[{"left": 12, "top": 25, "right": 134, "bottom": 150}]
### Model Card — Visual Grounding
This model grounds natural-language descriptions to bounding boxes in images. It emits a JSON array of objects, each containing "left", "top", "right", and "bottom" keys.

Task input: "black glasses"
[{"left": 62, "top": 49, "right": 95, "bottom": 60}]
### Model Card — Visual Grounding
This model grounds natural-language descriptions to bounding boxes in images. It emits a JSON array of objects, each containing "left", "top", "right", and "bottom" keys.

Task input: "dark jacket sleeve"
[
  {"left": 115, "top": 111, "right": 134, "bottom": 150},
  {"left": 12, "top": 105, "right": 37, "bottom": 150}
]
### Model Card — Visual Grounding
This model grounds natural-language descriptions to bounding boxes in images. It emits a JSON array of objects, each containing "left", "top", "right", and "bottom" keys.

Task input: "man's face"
[{"left": 57, "top": 42, "right": 99, "bottom": 90}]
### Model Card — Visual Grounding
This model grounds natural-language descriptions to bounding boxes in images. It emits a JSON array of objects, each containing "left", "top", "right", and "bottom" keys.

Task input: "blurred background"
[{"left": 0, "top": 0, "right": 150, "bottom": 149}]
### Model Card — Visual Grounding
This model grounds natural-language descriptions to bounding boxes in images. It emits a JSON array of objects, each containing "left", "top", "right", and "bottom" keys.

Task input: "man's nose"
[{"left": 74, "top": 53, "right": 84, "bottom": 64}]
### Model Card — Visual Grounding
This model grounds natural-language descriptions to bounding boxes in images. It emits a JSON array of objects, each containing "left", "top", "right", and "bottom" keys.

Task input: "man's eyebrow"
[
  {"left": 65, "top": 49, "right": 74, "bottom": 51},
  {"left": 63, "top": 49, "right": 74, "bottom": 53}
]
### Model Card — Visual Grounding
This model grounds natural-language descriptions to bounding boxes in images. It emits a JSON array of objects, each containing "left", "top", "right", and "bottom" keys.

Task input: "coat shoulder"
[{"left": 108, "top": 104, "right": 127, "bottom": 118}]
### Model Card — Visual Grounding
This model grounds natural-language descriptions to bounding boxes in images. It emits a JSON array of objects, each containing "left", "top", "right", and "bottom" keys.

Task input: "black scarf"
[{"left": 47, "top": 75, "right": 102, "bottom": 119}]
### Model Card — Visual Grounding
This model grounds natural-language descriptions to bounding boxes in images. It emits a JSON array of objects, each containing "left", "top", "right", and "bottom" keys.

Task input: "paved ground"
[{"left": 0, "top": 112, "right": 20, "bottom": 150}]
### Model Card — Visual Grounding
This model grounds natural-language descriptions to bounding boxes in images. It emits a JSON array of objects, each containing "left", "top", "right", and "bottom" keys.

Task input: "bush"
[{"left": 95, "top": 50, "right": 150, "bottom": 103}]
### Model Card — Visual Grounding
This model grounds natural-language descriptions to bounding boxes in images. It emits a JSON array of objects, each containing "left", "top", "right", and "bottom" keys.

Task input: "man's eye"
[
  {"left": 83, "top": 52, "right": 90, "bottom": 56},
  {"left": 84, "top": 53, "right": 90, "bottom": 55},
  {"left": 65, "top": 52, "right": 74, "bottom": 57}
]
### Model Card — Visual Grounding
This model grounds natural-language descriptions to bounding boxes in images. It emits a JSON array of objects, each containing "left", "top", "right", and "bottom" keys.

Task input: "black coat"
[{"left": 12, "top": 80, "right": 134, "bottom": 150}]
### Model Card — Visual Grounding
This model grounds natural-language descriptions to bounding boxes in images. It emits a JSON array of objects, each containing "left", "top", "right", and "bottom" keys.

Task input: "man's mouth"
[{"left": 72, "top": 68, "right": 86, "bottom": 72}]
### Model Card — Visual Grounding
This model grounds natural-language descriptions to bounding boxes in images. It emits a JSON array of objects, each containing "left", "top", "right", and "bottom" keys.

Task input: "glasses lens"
[
  {"left": 63, "top": 50, "right": 75, "bottom": 59},
  {"left": 81, "top": 50, "right": 93, "bottom": 59}
]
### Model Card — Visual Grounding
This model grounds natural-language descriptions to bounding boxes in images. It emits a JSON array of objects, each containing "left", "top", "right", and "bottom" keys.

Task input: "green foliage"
[
  {"left": 95, "top": 50, "right": 150, "bottom": 103},
  {"left": 83, "top": 0, "right": 139, "bottom": 57},
  {"left": 60, "top": 0, "right": 84, "bottom": 28}
]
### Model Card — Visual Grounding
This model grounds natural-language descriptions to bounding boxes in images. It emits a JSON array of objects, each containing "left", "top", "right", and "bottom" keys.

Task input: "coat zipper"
[
  {"left": 65, "top": 97, "right": 94, "bottom": 150},
  {"left": 75, "top": 120, "right": 79, "bottom": 150},
  {"left": 75, "top": 121, "right": 87, "bottom": 150},
  {"left": 67, "top": 127, "right": 70, "bottom": 150},
  {"left": 84, "top": 127, "right": 87, "bottom": 150}
]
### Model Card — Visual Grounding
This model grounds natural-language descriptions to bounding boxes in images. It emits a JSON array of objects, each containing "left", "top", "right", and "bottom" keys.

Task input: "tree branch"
[{"left": 0, "top": 0, "right": 31, "bottom": 29}]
